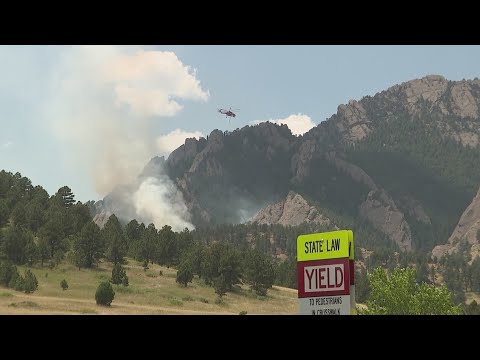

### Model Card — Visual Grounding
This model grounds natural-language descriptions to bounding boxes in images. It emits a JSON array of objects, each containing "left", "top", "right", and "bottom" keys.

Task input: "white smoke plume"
[
  {"left": 133, "top": 176, "right": 194, "bottom": 231},
  {"left": 44, "top": 46, "right": 208, "bottom": 230}
]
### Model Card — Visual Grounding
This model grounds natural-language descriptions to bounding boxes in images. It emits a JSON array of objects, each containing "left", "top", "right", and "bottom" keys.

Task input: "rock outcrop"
[
  {"left": 359, "top": 189, "right": 413, "bottom": 251},
  {"left": 252, "top": 191, "right": 330, "bottom": 227},
  {"left": 432, "top": 187, "right": 480, "bottom": 260}
]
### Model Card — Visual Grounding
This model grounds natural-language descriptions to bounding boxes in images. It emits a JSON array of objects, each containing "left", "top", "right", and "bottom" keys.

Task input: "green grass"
[
  {"left": 169, "top": 298, "right": 183, "bottom": 306},
  {"left": 0, "top": 258, "right": 297, "bottom": 314}
]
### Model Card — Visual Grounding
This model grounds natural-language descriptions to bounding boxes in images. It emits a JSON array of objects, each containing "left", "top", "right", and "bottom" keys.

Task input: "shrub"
[
  {"left": 60, "top": 279, "right": 68, "bottom": 291},
  {"left": 95, "top": 281, "right": 115, "bottom": 306}
]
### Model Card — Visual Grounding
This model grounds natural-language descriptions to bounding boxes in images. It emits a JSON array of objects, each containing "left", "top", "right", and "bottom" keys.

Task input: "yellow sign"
[
  {"left": 348, "top": 230, "right": 354, "bottom": 260},
  {"left": 297, "top": 230, "right": 351, "bottom": 262}
]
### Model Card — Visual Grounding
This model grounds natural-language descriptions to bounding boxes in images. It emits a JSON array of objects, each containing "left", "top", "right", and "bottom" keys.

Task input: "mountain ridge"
[{"left": 96, "top": 74, "right": 480, "bottom": 255}]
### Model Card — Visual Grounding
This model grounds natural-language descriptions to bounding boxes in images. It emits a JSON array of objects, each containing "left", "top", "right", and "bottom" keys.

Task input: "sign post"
[{"left": 297, "top": 230, "right": 355, "bottom": 315}]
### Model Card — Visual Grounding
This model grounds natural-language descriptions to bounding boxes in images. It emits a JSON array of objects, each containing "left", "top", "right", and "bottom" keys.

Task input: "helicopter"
[{"left": 218, "top": 107, "right": 238, "bottom": 119}]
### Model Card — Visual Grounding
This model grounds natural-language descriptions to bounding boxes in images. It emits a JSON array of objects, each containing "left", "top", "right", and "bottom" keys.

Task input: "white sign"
[
  {"left": 299, "top": 295, "right": 351, "bottom": 315},
  {"left": 304, "top": 263, "right": 345, "bottom": 293}
]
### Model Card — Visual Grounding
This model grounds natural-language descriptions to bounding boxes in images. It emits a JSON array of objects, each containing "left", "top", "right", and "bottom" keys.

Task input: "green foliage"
[
  {"left": 360, "top": 267, "right": 462, "bottom": 315},
  {"left": 416, "top": 258, "right": 430, "bottom": 284},
  {"left": 55, "top": 186, "right": 75, "bottom": 208},
  {"left": 95, "top": 281, "right": 115, "bottom": 306},
  {"left": 39, "top": 216, "right": 67, "bottom": 259},
  {"left": 201, "top": 243, "right": 242, "bottom": 293},
  {"left": 239, "top": 310, "right": 247, "bottom": 315},
  {"left": 442, "top": 253, "right": 468, "bottom": 303},
  {"left": 0, "top": 260, "right": 16, "bottom": 287},
  {"left": 355, "top": 267, "right": 370, "bottom": 303},
  {"left": 176, "top": 262, "right": 194, "bottom": 287},
  {"left": 0, "top": 199, "right": 9, "bottom": 227},
  {"left": 132, "top": 223, "right": 156, "bottom": 264},
  {"left": 470, "top": 257, "right": 480, "bottom": 293},
  {"left": 243, "top": 249, "right": 275, "bottom": 296},
  {"left": 73, "top": 221, "right": 103, "bottom": 268},
  {"left": 111, "top": 263, "right": 129, "bottom": 286},
  {"left": 346, "top": 114, "right": 480, "bottom": 250},
  {"left": 102, "top": 214, "right": 128, "bottom": 264},
  {"left": 23, "top": 269, "right": 38, "bottom": 294},
  {"left": 213, "top": 275, "right": 227, "bottom": 298},
  {"left": 157, "top": 225, "right": 177, "bottom": 267},
  {"left": 37, "top": 238, "right": 50, "bottom": 267},
  {"left": 0, "top": 261, "right": 37, "bottom": 293},
  {"left": 274, "top": 258, "right": 297, "bottom": 289},
  {"left": 1, "top": 225, "right": 32, "bottom": 264},
  {"left": 60, "top": 279, "right": 68, "bottom": 290}
]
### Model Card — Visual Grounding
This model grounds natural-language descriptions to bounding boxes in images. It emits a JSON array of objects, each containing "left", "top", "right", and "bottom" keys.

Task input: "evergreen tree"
[
  {"left": 176, "top": 262, "right": 194, "bottom": 287},
  {"left": 60, "top": 279, "right": 68, "bottom": 290},
  {"left": 95, "top": 281, "right": 115, "bottom": 306},
  {"left": 243, "top": 249, "right": 275, "bottom": 296},
  {"left": 23, "top": 269, "right": 38, "bottom": 293},
  {"left": 73, "top": 221, "right": 103, "bottom": 268},
  {"left": 111, "top": 263, "right": 128, "bottom": 286},
  {"left": 102, "top": 214, "right": 127, "bottom": 264},
  {"left": 55, "top": 186, "right": 75, "bottom": 208}
]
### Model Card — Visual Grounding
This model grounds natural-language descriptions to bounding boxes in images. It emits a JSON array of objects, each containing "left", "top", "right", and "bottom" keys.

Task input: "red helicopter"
[{"left": 218, "top": 107, "right": 238, "bottom": 118}]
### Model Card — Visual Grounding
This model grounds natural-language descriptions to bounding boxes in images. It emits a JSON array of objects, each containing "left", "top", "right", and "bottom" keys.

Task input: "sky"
[{"left": 1, "top": 45, "right": 480, "bottom": 203}]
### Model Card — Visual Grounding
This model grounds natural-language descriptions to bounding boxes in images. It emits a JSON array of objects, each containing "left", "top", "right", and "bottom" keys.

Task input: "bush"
[
  {"left": 239, "top": 310, "right": 248, "bottom": 315},
  {"left": 111, "top": 263, "right": 129, "bottom": 286},
  {"left": 176, "top": 263, "right": 194, "bottom": 287},
  {"left": 23, "top": 270, "right": 38, "bottom": 294},
  {"left": 95, "top": 281, "right": 115, "bottom": 306},
  {"left": 60, "top": 279, "right": 68, "bottom": 291}
]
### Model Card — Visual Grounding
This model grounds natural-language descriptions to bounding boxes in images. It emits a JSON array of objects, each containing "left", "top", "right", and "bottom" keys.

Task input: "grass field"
[{"left": 0, "top": 259, "right": 298, "bottom": 315}]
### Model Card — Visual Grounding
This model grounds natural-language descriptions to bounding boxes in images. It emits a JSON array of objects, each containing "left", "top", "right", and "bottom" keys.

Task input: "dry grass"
[
  {"left": 0, "top": 259, "right": 298, "bottom": 315},
  {"left": 465, "top": 292, "right": 480, "bottom": 305}
]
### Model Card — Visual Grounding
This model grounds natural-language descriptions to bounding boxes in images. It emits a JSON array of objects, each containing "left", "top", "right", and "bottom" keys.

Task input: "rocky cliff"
[
  {"left": 251, "top": 191, "right": 331, "bottom": 227},
  {"left": 432, "top": 187, "right": 480, "bottom": 261},
  {"left": 96, "top": 75, "right": 480, "bottom": 254}
]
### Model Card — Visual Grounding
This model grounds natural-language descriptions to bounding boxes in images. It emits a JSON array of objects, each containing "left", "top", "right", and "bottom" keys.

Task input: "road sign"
[
  {"left": 297, "top": 258, "right": 350, "bottom": 298},
  {"left": 297, "top": 230, "right": 354, "bottom": 315},
  {"left": 299, "top": 295, "right": 351, "bottom": 315},
  {"left": 297, "top": 230, "right": 351, "bottom": 261}
]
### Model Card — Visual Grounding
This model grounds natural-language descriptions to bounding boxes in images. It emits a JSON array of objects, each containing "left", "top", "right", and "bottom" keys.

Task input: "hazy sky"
[{"left": 1, "top": 45, "right": 479, "bottom": 203}]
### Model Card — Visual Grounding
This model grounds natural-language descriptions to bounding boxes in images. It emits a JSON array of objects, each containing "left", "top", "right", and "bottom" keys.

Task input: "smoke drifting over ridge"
[{"left": 44, "top": 46, "right": 208, "bottom": 231}]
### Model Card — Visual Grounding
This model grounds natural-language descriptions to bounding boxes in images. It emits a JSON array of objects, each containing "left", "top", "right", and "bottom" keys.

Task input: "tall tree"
[
  {"left": 39, "top": 217, "right": 66, "bottom": 258},
  {"left": 133, "top": 223, "right": 156, "bottom": 263},
  {"left": 55, "top": 186, "right": 75, "bottom": 208},
  {"left": 125, "top": 219, "right": 142, "bottom": 244},
  {"left": 243, "top": 249, "right": 275, "bottom": 296},
  {"left": 111, "top": 263, "right": 128, "bottom": 286},
  {"left": 158, "top": 225, "right": 177, "bottom": 267},
  {"left": 176, "top": 262, "right": 194, "bottom": 287},
  {"left": 1, "top": 225, "right": 31, "bottom": 264},
  {"left": 102, "top": 214, "right": 127, "bottom": 264},
  {"left": 73, "top": 221, "right": 103, "bottom": 268},
  {"left": 37, "top": 237, "right": 50, "bottom": 267},
  {"left": 69, "top": 203, "right": 92, "bottom": 234}
]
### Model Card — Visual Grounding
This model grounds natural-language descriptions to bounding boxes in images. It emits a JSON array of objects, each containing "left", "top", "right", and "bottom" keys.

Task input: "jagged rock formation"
[
  {"left": 252, "top": 191, "right": 330, "bottom": 226},
  {"left": 95, "top": 75, "right": 480, "bottom": 254},
  {"left": 359, "top": 189, "right": 413, "bottom": 251},
  {"left": 432, "top": 187, "right": 480, "bottom": 260}
]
